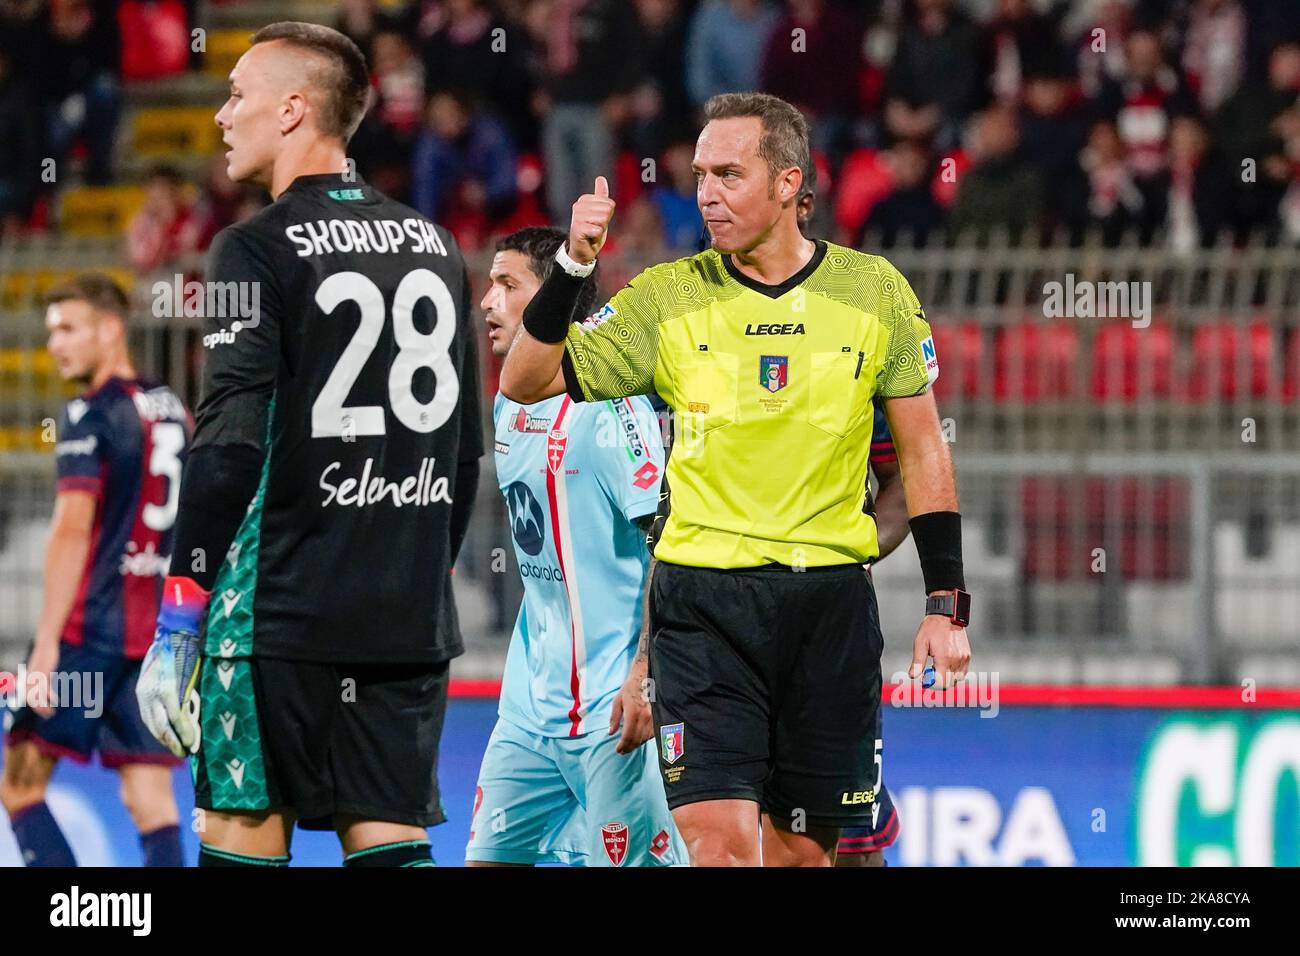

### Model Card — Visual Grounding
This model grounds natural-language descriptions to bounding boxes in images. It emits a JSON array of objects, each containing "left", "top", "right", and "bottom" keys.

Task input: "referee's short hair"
[
  {"left": 496, "top": 226, "right": 600, "bottom": 319},
  {"left": 251, "top": 21, "right": 370, "bottom": 142},
  {"left": 45, "top": 273, "right": 131, "bottom": 323},
  {"left": 703, "top": 92, "right": 812, "bottom": 198}
]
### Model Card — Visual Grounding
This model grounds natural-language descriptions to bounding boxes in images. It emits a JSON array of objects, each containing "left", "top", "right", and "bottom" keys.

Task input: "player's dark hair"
[
  {"left": 703, "top": 92, "right": 812, "bottom": 200},
  {"left": 496, "top": 226, "right": 600, "bottom": 318},
  {"left": 251, "top": 21, "right": 370, "bottom": 142},
  {"left": 45, "top": 273, "right": 130, "bottom": 322}
]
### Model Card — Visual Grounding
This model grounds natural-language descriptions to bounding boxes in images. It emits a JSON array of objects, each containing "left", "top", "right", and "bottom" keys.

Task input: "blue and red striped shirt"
[
  {"left": 869, "top": 399, "right": 897, "bottom": 468},
  {"left": 54, "top": 377, "right": 192, "bottom": 659}
]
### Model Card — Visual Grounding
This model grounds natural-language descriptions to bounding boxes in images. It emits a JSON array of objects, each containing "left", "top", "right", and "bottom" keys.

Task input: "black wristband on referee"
[
  {"left": 909, "top": 511, "right": 965, "bottom": 594},
  {"left": 521, "top": 267, "right": 589, "bottom": 344}
]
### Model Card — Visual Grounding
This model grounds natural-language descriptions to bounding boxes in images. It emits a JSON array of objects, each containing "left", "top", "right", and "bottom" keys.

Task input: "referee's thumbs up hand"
[{"left": 569, "top": 176, "right": 615, "bottom": 265}]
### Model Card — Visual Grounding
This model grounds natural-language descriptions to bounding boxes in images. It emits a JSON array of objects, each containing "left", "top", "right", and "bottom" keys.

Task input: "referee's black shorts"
[{"left": 648, "top": 560, "right": 884, "bottom": 829}]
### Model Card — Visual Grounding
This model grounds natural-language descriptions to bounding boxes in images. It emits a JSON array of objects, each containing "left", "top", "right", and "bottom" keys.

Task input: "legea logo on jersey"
[
  {"left": 759, "top": 355, "right": 788, "bottom": 393},
  {"left": 745, "top": 322, "right": 805, "bottom": 335},
  {"left": 505, "top": 482, "right": 545, "bottom": 555}
]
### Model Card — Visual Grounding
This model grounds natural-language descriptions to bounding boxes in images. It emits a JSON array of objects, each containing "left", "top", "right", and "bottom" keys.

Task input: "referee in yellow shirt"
[{"left": 501, "top": 92, "right": 971, "bottom": 867}]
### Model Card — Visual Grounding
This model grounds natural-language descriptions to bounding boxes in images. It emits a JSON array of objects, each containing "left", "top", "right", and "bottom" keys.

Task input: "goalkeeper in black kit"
[{"left": 136, "top": 22, "right": 483, "bottom": 867}]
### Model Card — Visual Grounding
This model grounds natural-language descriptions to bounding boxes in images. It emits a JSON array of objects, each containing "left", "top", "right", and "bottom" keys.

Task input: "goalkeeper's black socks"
[
  {"left": 199, "top": 844, "right": 290, "bottom": 867},
  {"left": 343, "top": 839, "right": 435, "bottom": 867},
  {"left": 197, "top": 840, "right": 434, "bottom": 866}
]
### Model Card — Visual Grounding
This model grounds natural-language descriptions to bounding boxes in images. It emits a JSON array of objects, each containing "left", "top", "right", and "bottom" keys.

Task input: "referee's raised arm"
[{"left": 499, "top": 177, "right": 616, "bottom": 404}]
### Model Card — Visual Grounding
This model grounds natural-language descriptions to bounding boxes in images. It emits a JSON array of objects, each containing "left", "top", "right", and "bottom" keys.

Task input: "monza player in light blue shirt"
[{"left": 466, "top": 227, "right": 684, "bottom": 866}]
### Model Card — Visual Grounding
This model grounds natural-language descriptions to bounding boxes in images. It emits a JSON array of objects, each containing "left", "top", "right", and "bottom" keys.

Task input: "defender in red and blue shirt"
[
  {"left": 49, "top": 377, "right": 191, "bottom": 658},
  {"left": 836, "top": 399, "right": 905, "bottom": 866},
  {"left": 1, "top": 275, "right": 191, "bottom": 867}
]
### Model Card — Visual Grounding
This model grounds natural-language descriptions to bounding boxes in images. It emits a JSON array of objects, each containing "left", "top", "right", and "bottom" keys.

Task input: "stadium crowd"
[{"left": 1, "top": 0, "right": 1298, "bottom": 258}]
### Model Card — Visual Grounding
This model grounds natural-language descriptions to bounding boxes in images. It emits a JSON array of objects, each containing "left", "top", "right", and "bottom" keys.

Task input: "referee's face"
[{"left": 694, "top": 117, "right": 797, "bottom": 254}]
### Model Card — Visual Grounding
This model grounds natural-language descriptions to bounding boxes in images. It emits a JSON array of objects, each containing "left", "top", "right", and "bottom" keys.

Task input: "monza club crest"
[
  {"left": 601, "top": 822, "right": 629, "bottom": 866},
  {"left": 759, "top": 355, "right": 788, "bottom": 393},
  {"left": 546, "top": 429, "right": 568, "bottom": 475}
]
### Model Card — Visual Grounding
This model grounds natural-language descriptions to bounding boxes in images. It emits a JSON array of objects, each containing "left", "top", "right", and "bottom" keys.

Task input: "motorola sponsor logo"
[
  {"left": 505, "top": 481, "right": 545, "bottom": 555},
  {"left": 519, "top": 561, "right": 564, "bottom": 581}
]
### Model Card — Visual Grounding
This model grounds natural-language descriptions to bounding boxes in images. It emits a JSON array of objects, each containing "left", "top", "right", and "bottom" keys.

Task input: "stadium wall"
[{"left": 2, "top": 686, "right": 1296, "bottom": 867}]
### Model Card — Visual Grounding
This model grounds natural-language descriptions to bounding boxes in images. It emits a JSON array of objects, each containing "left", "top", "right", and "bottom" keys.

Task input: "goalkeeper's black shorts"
[
  {"left": 648, "top": 560, "right": 885, "bottom": 829},
  {"left": 191, "top": 656, "right": 449, "bottom": 829}
]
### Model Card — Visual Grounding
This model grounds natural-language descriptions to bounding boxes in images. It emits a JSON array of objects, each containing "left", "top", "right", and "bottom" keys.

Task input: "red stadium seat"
[
  {"left": 858, "top": 63, "right": 886, "bottom": 111},
  {"left": 1089, "top": 320, "right": 1175, "bottom": 402},
  {"left": 1285, "top": 328, "right": 1300, "bottom": 401},
  {"left": 833, "top": 148, "right": 893, "bottom": 241},
  {"left": 1021, "top": 476, "right": 1191, "bottom": 581},
  {"left": 118, "top": 0, "right": 189, "bottom": 81},
  {"left": 490, "top": 154, "right": 549, "bottom": 237},
  {"left": 930, "top": 320, "right": 984, "bottom": 400},
  {"left": 993, "top": 319, "right": 1080, "bottom": 402},
  {"left": 930, "top": 149, "right": 970, "bottom": 208},
  {"left": 614, "top": 150, "right": 645, "bottom": 207},
  {"left": 1183, "top": 321, "right": 1277, "bottom": 402}
]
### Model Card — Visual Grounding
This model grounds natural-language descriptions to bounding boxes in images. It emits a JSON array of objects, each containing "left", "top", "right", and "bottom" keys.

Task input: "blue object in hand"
[{"left": 922, "top": 665, "right": 936, "bottom": 689}]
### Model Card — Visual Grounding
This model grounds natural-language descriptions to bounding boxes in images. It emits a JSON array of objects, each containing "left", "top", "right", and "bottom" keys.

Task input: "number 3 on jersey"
[{"left": 311, "top": 269, "right": 460, "bottom": 438}]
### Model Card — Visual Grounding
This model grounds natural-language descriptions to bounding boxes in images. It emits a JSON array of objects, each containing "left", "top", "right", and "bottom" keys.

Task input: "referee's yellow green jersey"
[{"left": 560, "top": 239, "right": 938, "bottom": 569}]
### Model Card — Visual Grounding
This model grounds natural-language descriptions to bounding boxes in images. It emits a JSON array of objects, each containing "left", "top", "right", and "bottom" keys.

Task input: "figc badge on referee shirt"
[{"left": 760, "top": 355, "right": 788, "bottom": 393}]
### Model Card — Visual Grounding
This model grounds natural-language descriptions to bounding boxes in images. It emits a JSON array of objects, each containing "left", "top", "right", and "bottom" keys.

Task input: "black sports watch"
[{"left": 925, "top": 589, "right": 971, "bottom": 627}]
